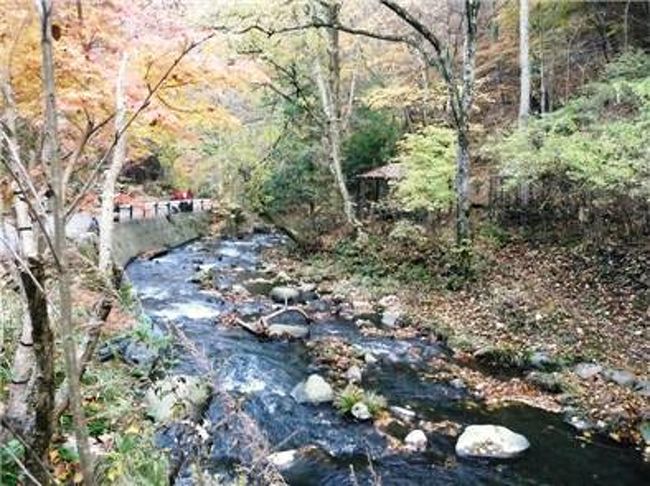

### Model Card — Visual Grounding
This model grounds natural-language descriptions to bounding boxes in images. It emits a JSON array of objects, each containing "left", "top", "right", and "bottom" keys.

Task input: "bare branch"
[{"left": 65, "top": 33, "right": 216, "bottom": 218}]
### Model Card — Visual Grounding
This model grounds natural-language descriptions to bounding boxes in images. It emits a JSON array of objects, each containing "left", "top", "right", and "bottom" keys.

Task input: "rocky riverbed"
[{"left": 123, "top": 231, "right": 648, "bottom": 484}]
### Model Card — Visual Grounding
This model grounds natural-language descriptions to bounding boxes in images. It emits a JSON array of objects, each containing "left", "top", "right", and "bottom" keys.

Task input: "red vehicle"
[{"left": 171, "top": 189, "right": 194, "bottom": 212}]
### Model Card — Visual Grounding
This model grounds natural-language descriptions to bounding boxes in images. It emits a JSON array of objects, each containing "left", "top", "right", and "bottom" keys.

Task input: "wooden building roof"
[{"left": 358, "top": 163, "right": 406, "bottom": 180}]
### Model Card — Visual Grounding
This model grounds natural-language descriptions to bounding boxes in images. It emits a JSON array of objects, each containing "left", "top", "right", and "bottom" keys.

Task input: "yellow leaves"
[{"left": 106, "top": 462, "right": 125, "bottom": 483}]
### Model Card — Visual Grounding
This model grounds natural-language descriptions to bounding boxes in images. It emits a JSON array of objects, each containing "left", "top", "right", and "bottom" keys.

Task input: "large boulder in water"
[
  {"left": 455, "top": 425, "right": 530, "bottom": 459},
  {"left": 291, "top": 374, "right": 334, "bottom": 404},
  {"left": 267, "top": 323, "right": 309, "bottom": 339},
  {"left": 266, "top": 308, "right": 310, "bottom": 339}
]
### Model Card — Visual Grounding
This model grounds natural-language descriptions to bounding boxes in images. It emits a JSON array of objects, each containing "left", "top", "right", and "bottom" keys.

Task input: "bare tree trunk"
[
  {"left": 518, "top": 0, "right": 530, "bottom": 125},
  {"left": 99, "top": 53, "right": 129, "bottom": 275},
  {"left": 455, "top": 0, "right": 479, "bottom": 244},
  {"left": 379, "top": 0, "right": 479, "bottom": 244},
  {"left": 36, "top": 0, "right": 94, "bottom": 483},
  {"left": 317, "top": 1, "right": 359, "bottom": 228},
  {"left": 1, "top": 53, "right": 53, "bottom": 483},
  {"left": 455, "top": 127, "right": 471, "bottom": 243},
  {"left": 315, "top": 61, "right": 358, "bottom": 228},
  {"left": 623, "top": 0, "right": 631, "bottom": 51}
]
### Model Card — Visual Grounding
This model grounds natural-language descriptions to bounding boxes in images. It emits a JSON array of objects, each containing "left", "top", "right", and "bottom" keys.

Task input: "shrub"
[
  {"left": 393, "top": 126, "right": 456, "bottom": 212},
  {"left": 484, "top": 52, "right": 650, "bottom": 202}
]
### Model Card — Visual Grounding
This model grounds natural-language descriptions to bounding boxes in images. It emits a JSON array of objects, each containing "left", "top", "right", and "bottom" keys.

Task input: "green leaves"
[
  {"left": 393, "top": 125, "right": 457, "bottom": 212},
  {"left": 484, "top": 52, "right": 650, "bottom": 201}
]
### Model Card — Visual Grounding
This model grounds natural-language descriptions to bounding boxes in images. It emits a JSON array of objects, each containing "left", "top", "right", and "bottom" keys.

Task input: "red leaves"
[{"left": 52, "top": 23, "right": 62, "bottom": 40}]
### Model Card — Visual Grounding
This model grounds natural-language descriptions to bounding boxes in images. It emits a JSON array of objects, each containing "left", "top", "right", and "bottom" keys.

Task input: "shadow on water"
[{"left": 126, "top": 232, "right": 648, "bottom": 485}]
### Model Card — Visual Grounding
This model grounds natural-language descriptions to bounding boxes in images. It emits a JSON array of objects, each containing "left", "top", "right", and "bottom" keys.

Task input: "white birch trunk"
[
  {"left": 518, "top": 0, "right": 530, "bottom": 126},
  {"left": 99, "top": 53, "right": 129, "bottom": 275}
]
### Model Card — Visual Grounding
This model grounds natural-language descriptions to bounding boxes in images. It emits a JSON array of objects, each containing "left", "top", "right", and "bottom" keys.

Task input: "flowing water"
[{"left": 126, "top": 232, "right": 648, "bottom": 485}]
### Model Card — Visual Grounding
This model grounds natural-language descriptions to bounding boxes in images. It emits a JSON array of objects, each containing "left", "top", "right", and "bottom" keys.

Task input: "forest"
[{"left": 0, "top": 0, "right": 648, "bottom": 484}]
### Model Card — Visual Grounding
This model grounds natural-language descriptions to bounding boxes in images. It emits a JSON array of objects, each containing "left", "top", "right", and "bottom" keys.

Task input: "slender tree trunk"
[
  {"left": 623, "top": 0, "right": 631, "bottom": 51},
  {"left": 455, "top": 0, "right": 480, "bottom": 244},
  {"left": 36, "top": 1, "right": 94, "bottom": 483},
  {"left": 318, "top": 1, "right": 359, "bottom": 228},
  {"left": 518, "top": 0, "right": 530, "bottom": 125},
  {"left": 1, "top": 56, "right": 52, "bottom": 483},
  {"left": 99, "top": 53, "right": 128, "bottom": 275},
  {"left": 20, "top": 258, "right": 53, "bottom": 484},
  {"left": 315, "top": 60, "right": 358, "bottom": 227},
  {"left": 455, "top": 126, "right": 471, "bottom": 243}
]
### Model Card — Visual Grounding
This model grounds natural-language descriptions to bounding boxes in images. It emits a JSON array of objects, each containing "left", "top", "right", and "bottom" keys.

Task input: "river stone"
[
  {"left": 525, "top": 371, "right": 565, "bottom": 394},
  {"left": 602, "top": 368, "right": 636, "bottom": 387},
  {"left": 270, "top": 286, "right": 300, "bottom": 304},
  {"left": 455, "top": 425, "right": 530, "bottom": 459},
  {"left": 267, "top": 449, "right": 298, "bottom": 470},
  {"left": 351, "top": 402, "right": 371, "bottom": 421},
  {"left": 566, "top": 415, "right": 595, "bottom": 432},
  {"left": 291, "top": 374, "right": 334, "bottom": 404},
  {"left": 346, "top": 365, "right": 363, "bottom": 383},
  {"left": 450, "top": 378, "right": 466, "bottom": 390},
  {"left": 267, "top": 308, "right": 309, "bottom": 327},
  {"left": 574, "top": 362, "right": 602, "bottom": 380},
  {"left": 364, "top": 352, "right": 378, "bottom": 365},
  {"left": 404, "top": 429, "right": 427, "bottom": 451},
  {"left": 529, "top": 351, "right": 555, "bottom": 370},
  {"left": 390, "top": 406, "right": 416, "bottom": 421},
  {"left": 267, "top": 324, "right": 309, "bottom": 339},
  {"left": 381, "top": 309, "right": 403, "bottom": 327}
]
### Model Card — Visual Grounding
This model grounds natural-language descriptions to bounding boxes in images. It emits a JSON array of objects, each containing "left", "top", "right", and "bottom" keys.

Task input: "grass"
[
  {"left": 0, "top": 287, "right": 22, "bottom": 401},
  {"left": 336, "top": 384, "right": 387, "bottom": 418}
]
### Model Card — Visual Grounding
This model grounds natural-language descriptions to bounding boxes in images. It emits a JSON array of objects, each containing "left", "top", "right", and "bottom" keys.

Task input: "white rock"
[
  {"left": 381, "top": 309, "right": 403, "bottom": 327},
  {"left": 574, "top": 363, "right": 602, "bottom": 380},
  {"left": 268, "top": 449, "right": 297, "bottom": 470},
  {"left": 390, "top": 406, "right": 416, "bottom": 421},
  {"left": 291, "top": 374, "right": 334, "bottom": 404},
  {"left": 267, "top": 324, "right": 309, "bottom": 339},
  {"left": 364, "top": 352, "right": 378, "bottom": 365},
  {"left": 346, "top": 365, "right": 363, "bottom": 383},
  {"left": 404, "top": 429, "right": 427, "bottom": 451},
  {"left": 351, "top": 402, "right": 371, "bottom": 420},
  {"left": 455, "top": 425, "right": 530, "bottom": 459},
  {"left": 270, "top": 286, "right": 300, "bottom": 304}
]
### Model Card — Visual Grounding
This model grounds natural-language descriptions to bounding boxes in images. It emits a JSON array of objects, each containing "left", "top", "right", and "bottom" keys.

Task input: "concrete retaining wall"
[{"left": 112, "top": 212, "right": 212, "bottom": 268}]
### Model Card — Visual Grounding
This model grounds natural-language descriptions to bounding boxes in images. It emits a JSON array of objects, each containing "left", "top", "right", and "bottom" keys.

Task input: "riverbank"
[{"left": 266, "top": 227, "right": 649, "bottom": 452}]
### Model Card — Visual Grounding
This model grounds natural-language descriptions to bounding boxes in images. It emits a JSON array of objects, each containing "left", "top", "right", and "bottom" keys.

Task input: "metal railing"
[{"left": 113, "top": 198, "right": 214, "bottom": 223}]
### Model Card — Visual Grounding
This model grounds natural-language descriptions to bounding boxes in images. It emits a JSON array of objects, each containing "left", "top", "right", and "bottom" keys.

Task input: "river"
[{"left": 126, "top": 232, "right": 647, "bottom": 485}]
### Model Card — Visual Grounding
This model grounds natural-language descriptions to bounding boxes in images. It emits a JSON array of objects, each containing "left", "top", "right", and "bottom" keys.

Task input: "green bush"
[
  {"left": 393, "top": 126, "right": 456, "bottom": 212},
  {"left": 0, "top": 440, "right": 24, "bottom": 486},
  {"left": 484, "top": 52, "right": 650, "bottom": 201}
]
